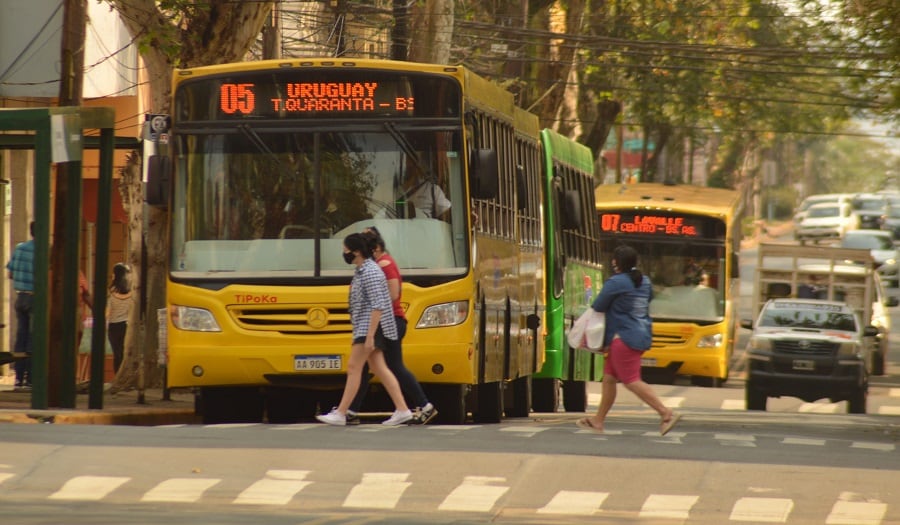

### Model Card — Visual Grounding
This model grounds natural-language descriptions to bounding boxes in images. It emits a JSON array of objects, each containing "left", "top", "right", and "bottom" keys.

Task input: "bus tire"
[
  {"left": 265, "top": 388, "right": 317, "bottom": 423},
  {"left": 847, "top": 388, "right": 867, "bottom": 414},
  {"left": 474, "top": 381, "right": 503, "bottom": 423},
  {"left": 745, "top": 384, "right": 767, "bottom": 411},
  {"left": 531, "top": 378, "right": 559, "bottom": 412},
  {"left": 199, "top": 386, "right": 265, "bottom": 424},
  {"left": 426, "top": 384, "right": 467, "bottom": 424},
  {"left": 562, "top": 380, "right": 587, "bottom": 412},
  {"left": 505, "top": 376, "right": 532, "bottom": 418},
  {"left": 872, "top": 350, "right": 886, "bottom": 376}
]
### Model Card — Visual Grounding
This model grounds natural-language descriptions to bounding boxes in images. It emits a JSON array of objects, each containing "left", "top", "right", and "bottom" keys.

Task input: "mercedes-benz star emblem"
[{"left": 307, "top": 307, "right": 328, "bottom": 329}]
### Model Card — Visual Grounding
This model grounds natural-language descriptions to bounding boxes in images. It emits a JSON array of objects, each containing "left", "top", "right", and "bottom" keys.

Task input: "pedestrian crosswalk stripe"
[
  {"left": 0, "top": 473, "right": 14, "bottom": 486},
  {"left": 721, "top": 399, "right": 746, "bottom": 410},
  {"left": 48, "top": 475, "right": 130, "bottom": 501},
  {"left": 715, "top": 433, "right": 756, "bottom": 447},
  {"left": 500, "top": 426, "right": 549, "bottom": 437},
  {"left": 536, "top": 490, "right": 607, "bottom": 515},
  {"left": 640, "top": 494, "right": 698, "bottom": 519},
  {"left": 343, "top": 472, "right": 410, "bottom": 509},
  {"left": 233, "top": 469, "right": 311, "bottom": 505},
  {"left": 825, "top": 500, "right": 887, "bottom": 524},
  {"left": 729, "top": 497, "right": 793, "bottom": 522},
  {"left": 141, "top": 478, "right": 220, "bottom": 502},
  {"left": 799, "top": 402, "right": 839, "bottom": 413},
  {"left": 782, "top": 437, "right": 826, "bottom": 446},
  {"left": 662, "top": 396, "right": 685, "bottom": 408},
  {"left": 850, "top": 442, "right": 895, "bottom": 452},
  {"left": 438, "top": 476, "right": 508, "bottom": 512}
]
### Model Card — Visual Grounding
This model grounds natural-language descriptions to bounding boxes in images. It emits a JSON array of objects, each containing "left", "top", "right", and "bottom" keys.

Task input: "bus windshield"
[
  {"left": 170, "top": 127, "right": 468, "bottom": 278},
  {"left": 599, "top": 238, "right": 727, "bottom": 322}
]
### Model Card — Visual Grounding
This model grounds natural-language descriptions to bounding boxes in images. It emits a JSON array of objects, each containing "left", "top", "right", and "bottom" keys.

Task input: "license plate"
[
  {"left": 641, "top": 358, "right": 657, "bottom": 367},
  {"left": 294, "top": 355, "right": 342, "bottom": 371},
  {"left": 793, "top": 359, "right": 815, "bottom": 371}
]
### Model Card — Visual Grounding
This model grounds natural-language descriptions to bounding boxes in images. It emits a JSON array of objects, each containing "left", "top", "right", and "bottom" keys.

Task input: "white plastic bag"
[{"left": 566, "top": 308, "right": 606, "bottom": 353}]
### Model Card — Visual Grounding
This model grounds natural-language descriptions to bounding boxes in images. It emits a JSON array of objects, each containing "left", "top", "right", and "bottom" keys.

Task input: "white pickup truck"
[{"left": 741, "top": 243, "right": 897, "bottom": 413}]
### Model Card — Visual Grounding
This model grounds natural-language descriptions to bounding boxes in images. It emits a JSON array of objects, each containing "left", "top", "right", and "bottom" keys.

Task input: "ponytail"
[{"left": 613, "top": 245, "right": 643, "bottom": 288}]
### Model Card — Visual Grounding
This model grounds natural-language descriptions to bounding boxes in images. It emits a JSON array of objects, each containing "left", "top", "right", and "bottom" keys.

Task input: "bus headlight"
[
  {"left": 697, "top": 333, "right": 723, "bottom": 348},
  {"left": 417, "top": 301, "right": 468, "bottom": 328},
  {"left": 171, "top": 305, "right": 222, "bottom": 332}
]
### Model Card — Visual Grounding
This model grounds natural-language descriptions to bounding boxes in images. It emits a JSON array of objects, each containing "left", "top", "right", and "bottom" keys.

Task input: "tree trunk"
[
  {"left": 108, "top": 0, "right": 274, "bottom": 389},
  {"left": 408, "top": 0, "right": 454, "bottom": 64}
]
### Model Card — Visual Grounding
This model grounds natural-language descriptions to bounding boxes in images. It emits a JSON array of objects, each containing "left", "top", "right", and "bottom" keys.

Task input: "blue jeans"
[
  {"left": 350, "top": 316, "right": 428, "bottom": 411},
  {"left": 13, "top": 292, "right": 33, "bottom": 385}
]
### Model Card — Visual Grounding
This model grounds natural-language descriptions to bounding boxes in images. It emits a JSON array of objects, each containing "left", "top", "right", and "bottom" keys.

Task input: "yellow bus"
[
  {"left": 594, "top": 182, "right": 743, "bottom": 387},
  {"left": 153, "top": 58, "right": 548, "bottom": 423}
]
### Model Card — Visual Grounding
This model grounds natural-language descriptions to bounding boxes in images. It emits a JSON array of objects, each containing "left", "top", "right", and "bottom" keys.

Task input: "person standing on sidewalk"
[
  {"left": 316, "top": 233, "right": 414, "bottom": 426},
  {"left": 106, "top": 263, "right": 133, "bottom": 374},
  {"left": 6, "top": 222, "right": 35, "bottom": 391},
  {"left": 576, "top": 244, "right": 681, "bottom": 436},
  {"left": 345, "top": 227, "right": 437, "bottom": 425}
]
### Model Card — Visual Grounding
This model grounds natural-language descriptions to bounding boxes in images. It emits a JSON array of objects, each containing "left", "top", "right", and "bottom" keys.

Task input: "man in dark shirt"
[{"left": 6, "top": 222, "right": 35, "bottom": 390}]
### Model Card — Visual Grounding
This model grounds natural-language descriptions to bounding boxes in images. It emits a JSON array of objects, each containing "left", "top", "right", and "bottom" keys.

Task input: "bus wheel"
[
  {"left": 531, "top": 378, "right": 559, "bottom": 412},
  {"left": 745, "top": 384, "right": 767, "bottom": 411},
  {"left": 265, "top": 388, "right": 317, "bottom": 424},
  {"left": 847, "top": 388, "right": 867, "bottom": 414},
  {"left": 872, "top": 350, "right": 886, "bottom": 376},
  {"left": 562, "top": 380, "right": 587, "bottom": 412},
  {"left": 198, "top": 386, "right": 264, "bottom": 424},
  {"left": 426, "top": 384, "right": 467, "bottom": 424},
  {"left": 474, "top": 381, "right": 503, "bottom": 423},
  {"left": 505, "top": 376, "right": 531, "bottom": 418}
]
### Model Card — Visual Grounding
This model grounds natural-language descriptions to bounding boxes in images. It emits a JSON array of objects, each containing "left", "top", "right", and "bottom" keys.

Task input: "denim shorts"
[{"left": 352, "top": 326, "right": 393, "bottom": 349}]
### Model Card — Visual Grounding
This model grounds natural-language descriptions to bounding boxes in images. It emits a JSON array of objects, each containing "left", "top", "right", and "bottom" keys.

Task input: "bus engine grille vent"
[{"left": 228, "top": 305, "right": 352, "bottom": 334}]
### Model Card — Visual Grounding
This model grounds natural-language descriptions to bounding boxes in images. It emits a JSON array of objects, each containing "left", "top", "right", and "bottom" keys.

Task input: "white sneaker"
[
  {"left": 316, "top": 408, "right": 347, "bottom": 426},
  {"left": 381, "top": 409, "right": 413, "bottom": 426}
]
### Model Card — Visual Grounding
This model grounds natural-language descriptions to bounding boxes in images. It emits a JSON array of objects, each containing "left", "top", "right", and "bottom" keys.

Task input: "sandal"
[
  {"left": 660, "top": 412, "right": 682, "bottom": 436},
  {"left": 576, "top": 417, "right": 604, "bottom": 434}
]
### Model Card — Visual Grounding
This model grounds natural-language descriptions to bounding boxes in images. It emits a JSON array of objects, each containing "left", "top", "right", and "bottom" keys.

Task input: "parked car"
[
  {"left": 792, "top": 193, "right": 851, "bottom": 225},
  {"left": 742, "top": 298, "right": 876, "bottom": 413},
  {"left": 840, "top": 230, "right": 900, "bottom": 288},
  {"left": 880, "top": 202, "right": 900, "bottom": 240},
  {"left": 795, "top": 202, "right": 858, "bottom": 242},
  {"left": 851, "top": 193, "right": 887, "bottom": 230}
]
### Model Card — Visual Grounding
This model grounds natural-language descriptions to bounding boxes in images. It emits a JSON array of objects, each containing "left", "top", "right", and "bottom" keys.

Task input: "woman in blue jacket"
[{"left": 576, "top": 244, "right": 681, "bottom": 436}]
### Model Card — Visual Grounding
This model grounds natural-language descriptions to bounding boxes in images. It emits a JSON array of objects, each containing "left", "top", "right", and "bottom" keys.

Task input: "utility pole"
[
  {"left": 48, "top": 0, "right": 87, "bottom": 407},
  {"left": 262, "top": 0, "right": 282, "bottom": 60}
]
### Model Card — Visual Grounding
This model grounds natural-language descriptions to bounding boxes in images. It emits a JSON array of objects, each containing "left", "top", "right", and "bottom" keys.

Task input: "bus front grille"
[
  {"left": 651, "top": 334, "right": 688, "bottom": 347},
  {"left": 228, "top": 305, "right": 352, "bottom": 334}
]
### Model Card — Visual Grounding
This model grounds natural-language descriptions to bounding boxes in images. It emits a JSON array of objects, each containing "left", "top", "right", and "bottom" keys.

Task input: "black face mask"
[{"left": 343, "top": 252, "right": 356, "bottom": 264}]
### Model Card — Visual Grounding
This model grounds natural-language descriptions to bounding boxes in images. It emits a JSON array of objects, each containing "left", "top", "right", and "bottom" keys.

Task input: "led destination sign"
[
  {"left": 219, "top": 82, "right": 414, "bottom": 115},
  {"left": 176, "top": 70, "right": 461, "bottom": 121},
  {"left": 600, "top": 211, "right": 721, "bottom": 238}
]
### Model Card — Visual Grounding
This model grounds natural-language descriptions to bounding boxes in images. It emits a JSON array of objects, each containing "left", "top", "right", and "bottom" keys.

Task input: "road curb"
[{"left": 0, "top": 408, "right": 200, "bottom": 426}]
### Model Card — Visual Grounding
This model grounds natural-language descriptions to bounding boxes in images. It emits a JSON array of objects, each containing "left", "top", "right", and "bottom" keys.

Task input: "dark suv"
[{"left": 742, "top": 299, "right": 877, "bottom": 414}]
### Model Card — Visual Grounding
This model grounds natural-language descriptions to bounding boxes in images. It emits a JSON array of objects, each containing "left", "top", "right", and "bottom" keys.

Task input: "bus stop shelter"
[{"left": 0, "top": 106, "right": 116, "bottom": 409}]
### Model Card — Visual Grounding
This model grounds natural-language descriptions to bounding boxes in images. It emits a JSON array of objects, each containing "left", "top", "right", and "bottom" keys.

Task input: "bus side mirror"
[
  {"left": 470, "top": 149, "right": 498, "bottom": 200},
  {"left": 146, "top": 155, "right": 170, "bottom": 208},
  {"left": 561, "top": 190, "right": 581, "bottom": 230}
]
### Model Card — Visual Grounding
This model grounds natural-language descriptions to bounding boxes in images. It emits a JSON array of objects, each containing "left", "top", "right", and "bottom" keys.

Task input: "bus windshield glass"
[
  {"left": 598, "top": 213, "right": 728, "bottom": 322},
  {"left": 169, "top": 127, "right": 468, "bottom": 279}
]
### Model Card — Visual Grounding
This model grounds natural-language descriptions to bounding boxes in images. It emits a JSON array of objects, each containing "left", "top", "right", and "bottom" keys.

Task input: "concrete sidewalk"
[{"left": 0, "top": 385, "right": 200, "bottom": 425}]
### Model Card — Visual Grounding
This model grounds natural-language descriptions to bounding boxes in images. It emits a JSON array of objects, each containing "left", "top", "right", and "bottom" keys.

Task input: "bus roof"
[{"left": 595, "top": 182, "right": 742, "bottom": 216}]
